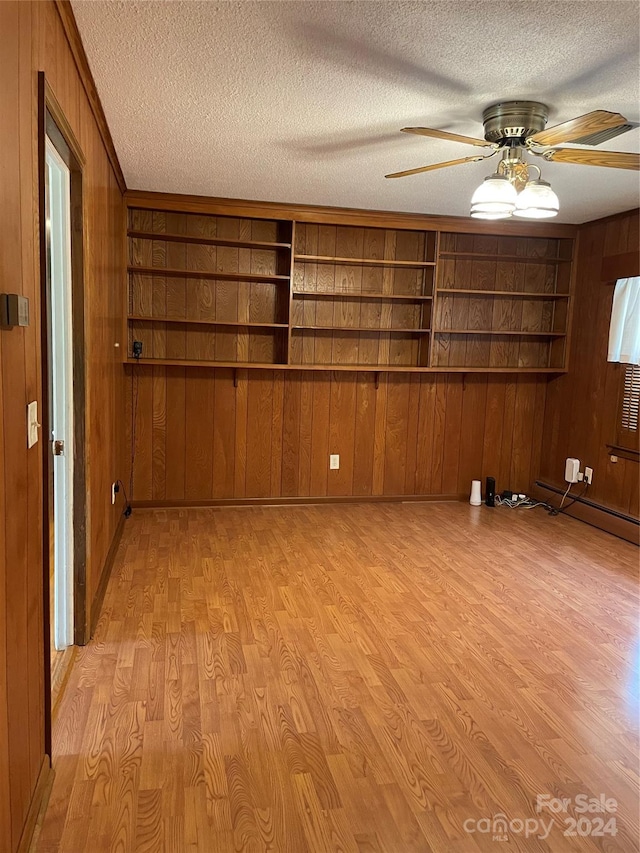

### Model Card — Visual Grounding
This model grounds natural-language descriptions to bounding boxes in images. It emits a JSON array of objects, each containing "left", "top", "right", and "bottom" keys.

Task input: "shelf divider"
[
  {"left": 295, "top": 253, "right": 435, "bottom": 268},
  {"left": 128, "top": 230, "right": 291, "bottom": 250},
  {"left": 438, "top": 252, "right": 572, "bottom": 264},
  {"left": 433, "top": 329, "right": 566, "bottom": 337},
  {"left": 128, "top": 265, "right": 289, "bottom": 283},
  {"left": 128, "top": 315, "right": 287, "bottom": 329},
  {"left": 436, "top": 288, "right": 570, "bottom": 299},
  {"left": 293, "top": 291, "right": 432, "bottom": 302},
  {"left": 292, "top": 325, "right": 430, "bottom": 334}
]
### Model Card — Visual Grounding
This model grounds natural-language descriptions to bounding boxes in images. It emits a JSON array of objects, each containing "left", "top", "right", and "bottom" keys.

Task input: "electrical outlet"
[
  {"left": 329, "top": 454, "right": 340, "bottom": 470},
  {"left": 111, "top": 481, "right": 119, "bottom": 505},
  {"left": 584, "top": 467, "right": 593, "bottom": 485}
]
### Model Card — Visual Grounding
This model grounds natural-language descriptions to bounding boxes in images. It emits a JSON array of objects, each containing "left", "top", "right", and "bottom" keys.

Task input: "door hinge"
[{"left": 53, "top": 439, "right": 65, "bottom": 456}]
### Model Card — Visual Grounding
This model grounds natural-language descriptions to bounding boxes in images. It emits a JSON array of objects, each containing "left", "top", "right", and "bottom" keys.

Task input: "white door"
[{"left": 46, "top": 139, "right": 74, "bottom": 650}]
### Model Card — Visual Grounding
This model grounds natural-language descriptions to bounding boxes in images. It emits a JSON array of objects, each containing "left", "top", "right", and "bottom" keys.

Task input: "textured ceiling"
[{"left": 71, "top": 0, "right": 640, "bottom": 224}]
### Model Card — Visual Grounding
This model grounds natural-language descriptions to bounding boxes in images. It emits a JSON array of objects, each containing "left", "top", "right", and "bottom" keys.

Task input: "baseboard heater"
[{"left": 535, "top": 481, "right": 639, "bottom": 526}]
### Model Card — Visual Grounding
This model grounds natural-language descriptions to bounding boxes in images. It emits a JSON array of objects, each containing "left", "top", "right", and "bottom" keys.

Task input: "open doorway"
[
  {"left": 46, "top": 140, "right": 74, "bottom": 668},
  {"left": 39, "top": 75, "right": 88, "bottom": 725}
]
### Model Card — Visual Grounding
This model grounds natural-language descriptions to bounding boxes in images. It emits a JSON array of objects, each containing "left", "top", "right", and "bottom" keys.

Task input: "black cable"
[
  {"left": 115, "top": 479, "right": 132, "bottom": 518},
  {"left": 547, "top": 484, "right": 589, "bottom": 516}
]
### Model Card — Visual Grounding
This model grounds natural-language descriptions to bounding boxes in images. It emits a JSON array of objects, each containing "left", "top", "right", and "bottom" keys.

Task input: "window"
[{"left": 608, "top": 277, "right": 640, "bottom": 458}]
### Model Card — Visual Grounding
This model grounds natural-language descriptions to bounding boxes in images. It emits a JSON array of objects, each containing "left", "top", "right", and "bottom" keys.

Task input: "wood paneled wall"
[
  {"left": 128, "top": 368, "right": 547, "bottom": 503},
  {"left": 540, "top": 209, "right": 640, "bottom": 520},
  {"left": 0, "top": 2, "right": 126, "bottom": 850}
]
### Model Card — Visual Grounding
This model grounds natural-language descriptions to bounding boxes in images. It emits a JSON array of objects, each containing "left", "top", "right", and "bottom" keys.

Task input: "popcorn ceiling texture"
[{"left": 71, "top": 0, "right": 639, "bottom": 223}]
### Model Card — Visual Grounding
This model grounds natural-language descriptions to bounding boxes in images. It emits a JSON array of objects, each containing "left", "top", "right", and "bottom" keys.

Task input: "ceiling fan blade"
[
  {"left": 529, "top": 110, "right": 628, "bottom": 146},
  {"left": 385, "top": 154, "right": 489, "bottom": 179},
  {"left": 543, "top": 148, "right": 640, "bottom": 170},
  {"left": 401, "top": 127, "right": 491, "bottom": 148}
]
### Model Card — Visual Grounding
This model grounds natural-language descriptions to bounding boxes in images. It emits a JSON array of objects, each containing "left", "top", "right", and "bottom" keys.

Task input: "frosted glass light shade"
[
  {"left": 470, "top": 209, "right": 512, "bottom": 220},
  {"left": 470, "top": 174, "right": 518, "bottom": 215},
  {"left": 514, "top": 179, "right": 559, "bottom": 219}
]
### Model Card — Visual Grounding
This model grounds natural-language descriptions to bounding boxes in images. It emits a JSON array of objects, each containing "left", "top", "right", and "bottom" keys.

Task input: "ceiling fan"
[{"left": 386, "top": 101, "right": 640, "bottom": 219}]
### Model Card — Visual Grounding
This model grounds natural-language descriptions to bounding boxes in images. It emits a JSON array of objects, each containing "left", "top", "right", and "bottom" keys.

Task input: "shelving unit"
[
  {"left": 289, "top": 223, "right": 434, "bottom": 368},
  {"left": 127, "top": 209, "right": 292, "bottom": 365},
  {"left": 431, "top": 232, "right": 574, "bottom": 370},
  {"left": 125, "top": 203, "right": 576, "bottom": 373}
]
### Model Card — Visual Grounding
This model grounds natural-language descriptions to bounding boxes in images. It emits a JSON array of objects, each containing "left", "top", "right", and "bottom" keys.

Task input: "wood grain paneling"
[
  {"left": 432, "top": 233, "right": 573, "bottom": 369},
  {"left": 128, "top": 368, "right": 548, "bottom": 503},
  {"left": 125, "top": 189, "right": 579, "bottom": 238},
  {"left": 0, "top": 2, "right": 126, "bottom": 850},
  {"left": 540, "top": 209, "right": 640, "bottom": 525}
]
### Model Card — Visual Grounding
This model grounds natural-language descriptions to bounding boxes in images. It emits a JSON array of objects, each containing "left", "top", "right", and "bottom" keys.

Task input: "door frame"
[{"left": 38, "top": 73, "right": 88, "bottom": 749}]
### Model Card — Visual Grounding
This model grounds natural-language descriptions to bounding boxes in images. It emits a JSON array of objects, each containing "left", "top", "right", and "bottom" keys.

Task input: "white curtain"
[{"left": 608, "top": 277, "right": 640, "bottom": 365}]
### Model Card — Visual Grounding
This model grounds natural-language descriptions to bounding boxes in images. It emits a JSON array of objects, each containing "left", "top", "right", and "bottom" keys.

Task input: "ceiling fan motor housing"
[{"left": 482, "top": 101, "right": 549, "bottom": 145}]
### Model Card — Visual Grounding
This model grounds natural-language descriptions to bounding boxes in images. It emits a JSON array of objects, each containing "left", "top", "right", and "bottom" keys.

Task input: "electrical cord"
[
  {"left": 495, "top": 495, "right": 554, "bottom": 510},
  {"left": 494, "top": 481, "right": 590, "bottom": 517},
  {"left": 114, "top": 479, "right": 132, "bottom": 518},
  {"left": 547, "top": 483, "right": 589, "bottom": 517},
  {"left": 558, "top": 483, "right": 572, "bottom": 509}
]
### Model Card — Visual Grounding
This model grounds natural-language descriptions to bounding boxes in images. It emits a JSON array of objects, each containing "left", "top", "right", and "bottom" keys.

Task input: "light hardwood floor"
[{"left": 36, "top": 503, "right": 639, "bottom": 852}]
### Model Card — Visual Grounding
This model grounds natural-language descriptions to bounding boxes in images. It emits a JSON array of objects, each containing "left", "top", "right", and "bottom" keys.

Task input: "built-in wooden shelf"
[
  {"left": 128, "top": 265, "right": 289, "bottom": 283},
  {"left": 126, "top": 208, "right": 576, "bottom": 374},
  {"left": 435, "top": 329, "right": 566, "bottom": 337},
  {"left": 293, "top": 291, "right": 432, "bottom": 302},
  {"left": 128, "top": 230, "right": 292, "bottom": 251},
  {"left": 437, "top": 288, "right": 570, "bottom": 299},
  {"left": 428, "top": 366, "right": 567, "bottom": 373},
  {"left": 290, "top": 364, "right": 431, "bottom": 371},
  {"left": 438, "top": 252, "right": 572, "bottom": 264},
  {"left": 128, "top": 315, "right": 288, "bottom": 329},
  {"left": 295, "top": 254, "right": 435, "bottom": 268},
  {"left": 292, "top": 325, "right": 430, "bottom": 334},
  {"left": 125, "top": 357, "right": 566, "bottom": 374}
]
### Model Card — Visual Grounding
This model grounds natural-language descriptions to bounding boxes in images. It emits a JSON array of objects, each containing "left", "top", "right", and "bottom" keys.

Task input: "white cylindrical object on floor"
[{"left": 470, "top": 480, "right": 482, "bottom": 506}]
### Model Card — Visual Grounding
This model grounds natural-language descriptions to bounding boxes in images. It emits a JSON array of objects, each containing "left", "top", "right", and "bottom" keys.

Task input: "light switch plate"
[
  {"left": 329, "top": 454, "right": 340, "bottom": 470},
  {"left": 27, "top": 401, "right": 39, "bottom": 448}
]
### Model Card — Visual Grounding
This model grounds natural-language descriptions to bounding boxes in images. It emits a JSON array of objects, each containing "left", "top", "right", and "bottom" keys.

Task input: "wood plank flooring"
[{"left": 36, "top": 503, "right": 639, "bottom": 852}]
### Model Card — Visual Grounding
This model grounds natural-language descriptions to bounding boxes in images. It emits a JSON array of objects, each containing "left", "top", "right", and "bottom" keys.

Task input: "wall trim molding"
[
  {"left": 16, "top": 756, "right": 54, "bottom": 853},
  {"left": 125, "top": 189, "right": 578, "bottom": 237},
  {"left": 53, "top": 0, "right": 126, "bottom": 193},
  {"left": 533, "top": 481, "right": 639, "bottom": 545},
  {"left": 131, "top": 494, "right": 463, "bottom": 510},
  {"left": 88, "top": 513, "right": 126, "bottom": 639}
]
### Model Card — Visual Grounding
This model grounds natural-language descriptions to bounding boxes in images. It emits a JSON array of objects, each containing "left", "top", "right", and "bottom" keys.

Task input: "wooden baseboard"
[
  {"left": 88, "top": 513, "right": 126, "bottom": 639},
  {"left": 533, "top": 481, "right": 639, "bottom": 545},
  {"left": 131, "top": 494, "right": 462, "bottom": 509},
  {"left": 17, "top": 755, "right": 54, "bottom": 853}
]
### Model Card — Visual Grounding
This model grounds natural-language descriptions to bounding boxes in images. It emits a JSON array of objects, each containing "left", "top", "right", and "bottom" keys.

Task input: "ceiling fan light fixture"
[
  {"left": 513, "top": 178, "right": 560, "bottom": 219},
  {"left": 470, "top": 209, "right": 512, "bottom": 220},
  {"left": 470, "top": 174, "right": 518, "bottom": 215}
]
